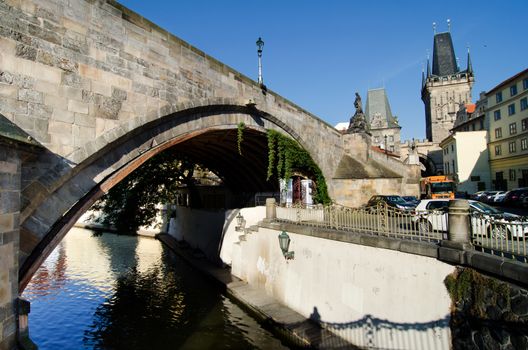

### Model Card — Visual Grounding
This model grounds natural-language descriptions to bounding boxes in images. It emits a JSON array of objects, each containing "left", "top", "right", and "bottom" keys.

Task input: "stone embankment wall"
[
  {"left": 230, "top": 224, "right": 455, "bottom": 349},
  {"left": 446, "top": 267, "right": 528, "bottom": 349}
]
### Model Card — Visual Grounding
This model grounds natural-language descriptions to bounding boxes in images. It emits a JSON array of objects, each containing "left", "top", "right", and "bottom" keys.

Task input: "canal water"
[{"left": 22, "top": 228, "right": 290, "bottom": 350}]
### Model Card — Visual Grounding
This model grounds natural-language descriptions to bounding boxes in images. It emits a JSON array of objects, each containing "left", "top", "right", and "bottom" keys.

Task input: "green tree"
[{"left": 92, "top": 149, "right": 198, "bottom": 235}]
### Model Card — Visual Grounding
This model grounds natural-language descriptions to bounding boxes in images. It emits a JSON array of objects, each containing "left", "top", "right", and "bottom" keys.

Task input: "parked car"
[
  {"left": 366, "top": 195, "right": 416, "bottom": 211},
  {"left": 503, "top": 188, "right": 528, "bottom": 207},
  {"left": 492, "top": 191, "right": 507, "bottom": 204},
  {"left": 402, "top": 196, "right": 420, "bottom": 207},
  {"left": 470, "top": 191, "right": 491, "bottom": 201},
  {"left": 481, "top": 191, "right": 502, "bottom": 204},
  {"left": 412, "top": 199, "right": 528, "bottom": 239}
]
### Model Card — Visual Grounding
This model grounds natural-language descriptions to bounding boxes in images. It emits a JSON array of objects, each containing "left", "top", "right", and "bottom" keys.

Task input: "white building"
[{"left": 440, "top": 130, "right": 490, "bottom": 193}]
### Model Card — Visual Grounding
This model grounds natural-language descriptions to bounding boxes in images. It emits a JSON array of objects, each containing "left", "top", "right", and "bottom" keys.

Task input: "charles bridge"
[{"left": 0, "top": 0, "right": 526, "bottom": 349}]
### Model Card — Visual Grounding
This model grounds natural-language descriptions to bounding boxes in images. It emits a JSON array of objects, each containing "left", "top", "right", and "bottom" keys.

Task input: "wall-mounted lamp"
[
  {"left": 235, "top": 212, "right": 245, "bottom": 231},
  {"left": 278, "top": 231, "right": 294, "bottom": 260}
]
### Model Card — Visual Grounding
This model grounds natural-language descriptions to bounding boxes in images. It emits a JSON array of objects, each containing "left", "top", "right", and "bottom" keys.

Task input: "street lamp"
[
  {"left": 235, "top": 212, "right": 245, "bottom": 231},
  {"left": 256, "top": 37, "right": 264, "bottom": 85},
  {"left": 278, "top": 231, "right": 294, "bottom": 260}
]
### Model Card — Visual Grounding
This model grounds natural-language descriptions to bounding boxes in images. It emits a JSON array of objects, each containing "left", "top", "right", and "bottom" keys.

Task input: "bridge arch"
[{"left": 19, "top": 101, "right": 330, "bottom": 290}]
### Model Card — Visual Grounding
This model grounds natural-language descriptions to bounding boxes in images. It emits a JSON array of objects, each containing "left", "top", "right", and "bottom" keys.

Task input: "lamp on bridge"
[
  {"left": 256, "top": 37, "right": 264, "bottom": 85},
  {"left": 235, "top": 212, "right": 245, "bottom": 231},
  {"left": 278, "top": 231, "right": 294, "bottom": 260}
]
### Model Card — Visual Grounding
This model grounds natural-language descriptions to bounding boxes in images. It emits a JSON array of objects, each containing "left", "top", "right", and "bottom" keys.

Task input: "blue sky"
[{"left": 120, "top": 0, "right": 528, "bottom": 142}]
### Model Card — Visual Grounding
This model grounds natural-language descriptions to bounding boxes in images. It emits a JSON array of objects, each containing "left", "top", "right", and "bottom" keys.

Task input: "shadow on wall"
[{"left": 305, "top": 307, "right": 450, "bottom": 350}]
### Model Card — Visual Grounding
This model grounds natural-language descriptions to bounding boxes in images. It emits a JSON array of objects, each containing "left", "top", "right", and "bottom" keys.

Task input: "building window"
[
  {"left": 524, "top": 78, "right": 528, "bottom": 90},
  {"left": 521, "top": 138, "right": 528, "bottom": 151},
  {"left": 479, "top": 119, "right": 484, "bottom": 130},
  {"left": 470, "top": 176, "right": 480, "bottom": 181},
  {"left": 510, "top": 122, "right": 517, "bottom": 135},
  {"left": 495, "top": 145, "right": 502, "bottom": 155},
  {"left": 389, "top": 145, "right": 394, "bottom": 152},
  {"left": 523, "top": 118, "right": 528, "bottom": 131},
  {"left": 509, "top": 169, "right": 516, "bottom": 181},
  {"left": 451, "top": 144, "right": 454, "bottom": 152},
  {"left": 494, "top": 110, "right": 501, "bottom": 120},
  {"left": 374, "top": 137, "right": 379, "bottom": 143},
  {"left": 521, "top": 97, "right": 528, "bottom": 111},
  {"left": 510, "top": 85, "right": 518, "bottom": 96},
  {"left": 452, "top": 159, "right": 455, "bottom": 173},
  {"left": 389, "top": 135, "right": 394, "bottom": 142},
  {"left": 464, "top": 125, "right": 469, "bottom": 131},
  {"left": 471, "top": 123, "right": 476, "bottom": 131},
  {"left": 495, "top": 127, "right": 502, "bottom": 138},
  {"left": 509, "top": 141, "right": 516, "bottom": 153},
  {"left": 446, "top": 163, "right": 450, "bottom": 174},
  {"left": 496, "top": 92, "right": 503, "bottom": 103},
  {"left": 508, "top": 104, "right": 516, "bottom": 116}
]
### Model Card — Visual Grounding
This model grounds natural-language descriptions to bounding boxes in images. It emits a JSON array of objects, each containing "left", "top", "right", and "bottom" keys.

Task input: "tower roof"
[
  {"left": 432, "top": 32, "right": 458, "bottom": 76},
  {"left": 365, "top": 88, "right": 399, "bottom": 128}
]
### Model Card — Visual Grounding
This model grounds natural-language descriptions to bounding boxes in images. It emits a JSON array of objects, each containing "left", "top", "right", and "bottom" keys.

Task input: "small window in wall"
[
  {"left": 509, "top": 141, "right": 517, "bottom": 153},
  {"left": 389, "top": 145, "right": 395, "bottom": 152},
  {"left": 495, "top": 145, "right": 502, "bottom": 155},
  {"left": 495, "top": 127, "right": 502, "bottom": 139},
  {"left": 523, "top": 118, "right": 528, "bottom": 131},
  {"left": 496, "top": 91, "right": 503, "bottom": 103},
  {"left": 471, "top": 176, "right": 481, "bottom": 181},
  {"left": 374, "top": 136, "right": 379, "bottom": 143},
  {"left": 523, "top": 78, "right": 528, "bottom": 90},
  {"left": 452, "top": 159, "right": 455, "bottom": 173},
  {"left": 508, "top": 104, "right": 516, "bottom": 116},
  {"left": 389, "top": 135, "right": 394, "bottom": 142},
  {"left": 494, "top": 110, "right": 501, "bottom": 120},
  {"left": 521, "top": 97, "right": 528, "bottom": 111},
  {"left": 477, "top": 182, "right": 486, "bottom": 191},
  {"left": 479, "top": 119, "right": 484, "bottom": 130},
  {"left": 510, "top": 85, "right": 518, "bottom": 96},
  {"left": 510, "top": 122, "right": 517, "bottom": 135},
  {"left": 521, "top": 138, "right": 528, "bottom": 151},
  {"left": 509, "top": 169, "right": 516, "bottom": 181},
  {"left": 451, "top": 144, "right": 454, "bottom": 152}
]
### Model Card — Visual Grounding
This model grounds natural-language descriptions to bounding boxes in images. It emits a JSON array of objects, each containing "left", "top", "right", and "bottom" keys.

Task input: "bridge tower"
[{"left": 421, "top": 28, "right": 474, "bottom": 143}]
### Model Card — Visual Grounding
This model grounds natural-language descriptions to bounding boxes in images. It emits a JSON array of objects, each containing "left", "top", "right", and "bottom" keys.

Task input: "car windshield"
[
  {"left": 470, "top": 201, "right": 503, "bottom": 215},
  {"left": 402, "top": 196, "right": 417, "bottom": 201},
  {"left": 386, "top": 196, "right": 407, "bottom": 204},
  {"left": 431, "top": 182, "right": 455, "bottom": 193}
]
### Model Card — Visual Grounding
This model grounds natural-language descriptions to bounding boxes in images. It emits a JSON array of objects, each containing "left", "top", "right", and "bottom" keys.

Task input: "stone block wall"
[{"left": 0, "top": 143, "right": 21, "bottom": 350}]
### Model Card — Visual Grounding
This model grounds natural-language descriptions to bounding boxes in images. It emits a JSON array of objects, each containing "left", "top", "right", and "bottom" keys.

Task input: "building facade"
[
  {"left": 487, "top": 69, "right": 528, "bottom": 190},
  {"left": 440, "top": 131, "right": 490, "bottom": 193}
]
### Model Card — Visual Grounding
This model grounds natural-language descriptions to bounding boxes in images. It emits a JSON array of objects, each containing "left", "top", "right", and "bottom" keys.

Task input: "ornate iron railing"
[
  {"left": 275, "top": 203, "right": 444, "bottom": 242},
  {"left": 470, "top": 212, "right": 528, "bottom": 263}
]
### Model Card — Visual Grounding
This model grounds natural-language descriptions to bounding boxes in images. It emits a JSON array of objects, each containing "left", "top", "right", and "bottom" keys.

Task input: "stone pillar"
[
  {"left": 447, "top": 199, "right": 470, "bottom": 244},
  {"left": 0, "top": 145, "right": 21, "bottom": 350},
  {"left": 265, "top": 198, "right": 276, "bottom": 221}
]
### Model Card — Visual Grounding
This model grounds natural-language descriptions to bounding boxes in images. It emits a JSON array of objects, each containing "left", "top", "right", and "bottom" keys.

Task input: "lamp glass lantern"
[
  {"left": 236, "top": 212, "right": 244, "bottom": 226},
  {"left": 278, "top": 231, "right": 294, "bottom": 259}
]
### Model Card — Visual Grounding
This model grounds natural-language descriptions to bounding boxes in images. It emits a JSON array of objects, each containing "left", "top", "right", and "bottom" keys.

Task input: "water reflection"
[{"left": 23, "top": 228, "right": 288, "bottom": 350}]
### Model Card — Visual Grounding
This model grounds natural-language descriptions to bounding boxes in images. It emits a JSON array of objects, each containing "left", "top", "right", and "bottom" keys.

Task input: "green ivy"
[
  {"left": 237, "top": 122, "right": 245, "bottom": 155},
  {"left": 266, "top": 130, "right": 330, "bottom": 204}
]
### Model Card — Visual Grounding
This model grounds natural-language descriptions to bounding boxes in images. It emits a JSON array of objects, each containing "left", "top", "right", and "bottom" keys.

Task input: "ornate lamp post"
[
  {"left": 278, "top": 231, "right": 294, "bottom": 260},
  {"left": 256, "top": 37, "right": 264, "bottom": 85}
]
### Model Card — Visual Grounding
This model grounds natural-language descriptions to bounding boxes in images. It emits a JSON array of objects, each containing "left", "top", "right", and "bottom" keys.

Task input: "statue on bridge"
[{"left": 347, "top": 92, "right": 370, "bottom": 134}]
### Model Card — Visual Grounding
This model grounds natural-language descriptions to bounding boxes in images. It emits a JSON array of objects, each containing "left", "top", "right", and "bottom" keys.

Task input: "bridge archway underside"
[{"left": 18, "top": 105, "right": 302, "bottom": 290}]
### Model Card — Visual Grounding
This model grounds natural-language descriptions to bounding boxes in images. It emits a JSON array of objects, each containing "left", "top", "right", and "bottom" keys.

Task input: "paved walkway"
[{"left": 156, "top": 234, "right": 353, "bottom": 349}]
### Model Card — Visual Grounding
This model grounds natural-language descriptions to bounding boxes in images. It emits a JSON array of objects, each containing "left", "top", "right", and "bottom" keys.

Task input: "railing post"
[
  {"left": 439, "top": 199, "right": 472, "bottom": 264},
  {"left": 265, "top": 198, "right": 276, "bottom": 221},
  {"left": 447, "top": 199, "right": 471, "bottom": 244}
]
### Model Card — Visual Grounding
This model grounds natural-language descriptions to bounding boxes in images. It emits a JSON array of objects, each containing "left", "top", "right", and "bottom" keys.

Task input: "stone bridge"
[{"left": 0, "top": 0, "right": 420, "bottom": 347}]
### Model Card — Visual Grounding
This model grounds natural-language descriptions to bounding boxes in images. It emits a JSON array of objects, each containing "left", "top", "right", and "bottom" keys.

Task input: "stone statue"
[
  {"left": 354, "top": 92, "right": 363, "bottom": 114},
  {"left": 347, "top": 92, "right": 370, "bottom": 134}
]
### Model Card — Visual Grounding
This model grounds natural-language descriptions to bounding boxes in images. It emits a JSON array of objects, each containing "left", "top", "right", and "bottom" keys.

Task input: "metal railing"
[
  {"left": 470, "top": 212, "right": 528, "bottom": 263},
  {"left": 275, "top": 203, "right": 444, "bottom": 242},
  {"left": 273, "top": 201, "right": 528, "bottom": 263}
]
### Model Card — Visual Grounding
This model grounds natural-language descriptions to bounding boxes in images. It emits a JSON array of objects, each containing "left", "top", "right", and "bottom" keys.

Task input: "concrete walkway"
[{"left": 156, "top": 234, "right": 354, "bottom": 349}]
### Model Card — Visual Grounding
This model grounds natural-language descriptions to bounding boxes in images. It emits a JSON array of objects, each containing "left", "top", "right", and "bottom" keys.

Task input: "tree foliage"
[
  {"left": 266, "top": 130, "right": 331, "bottom": 205},
  {"left": 92, "top": 149, "right": 198, "bottom": 235}
]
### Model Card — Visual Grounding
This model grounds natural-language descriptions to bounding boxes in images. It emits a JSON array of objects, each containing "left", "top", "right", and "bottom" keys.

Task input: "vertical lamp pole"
[{"left": 256, "top": 37, "right": 264, "bottom": 85}]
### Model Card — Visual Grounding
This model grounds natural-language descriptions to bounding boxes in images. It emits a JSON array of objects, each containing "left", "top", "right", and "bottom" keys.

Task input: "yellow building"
[{"left": 487, "top": 68, "right": 528, "bottom": 190}]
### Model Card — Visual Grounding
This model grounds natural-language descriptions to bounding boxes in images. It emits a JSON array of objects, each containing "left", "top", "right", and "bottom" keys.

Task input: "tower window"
[
  {"left": 510, "top": 85, "right": 518, "bottom": 96},
  {"left": 496, "top": 92, "right": 503, "bottom": 103}
]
